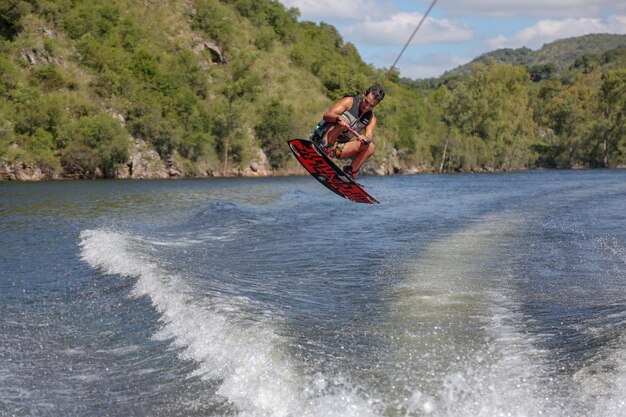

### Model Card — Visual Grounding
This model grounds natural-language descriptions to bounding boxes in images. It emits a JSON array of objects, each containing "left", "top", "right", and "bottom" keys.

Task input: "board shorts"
[
  {"left": 331, "top": 141, "right": 348, "bottom": 158},
  {"left": 309, "top": 121, "right": 328, "bottom": 143},
  {"left": 310, "top": 121, "right": 352, "bottom": 159}
]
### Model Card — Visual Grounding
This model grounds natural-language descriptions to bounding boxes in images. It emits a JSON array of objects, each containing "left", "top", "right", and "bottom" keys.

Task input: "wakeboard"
[{"left": 288, "top": 138, "right": 379, "bottom": 204}]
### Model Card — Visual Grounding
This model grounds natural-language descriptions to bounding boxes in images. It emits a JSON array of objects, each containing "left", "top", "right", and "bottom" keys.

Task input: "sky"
[{"left": 276, "top": 0, "right": 626, "bottom": 79}]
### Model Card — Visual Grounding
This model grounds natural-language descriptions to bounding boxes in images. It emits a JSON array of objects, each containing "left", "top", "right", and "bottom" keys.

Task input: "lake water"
[{"left": 1, "top": 170, "right": 625, "bottom": 417}]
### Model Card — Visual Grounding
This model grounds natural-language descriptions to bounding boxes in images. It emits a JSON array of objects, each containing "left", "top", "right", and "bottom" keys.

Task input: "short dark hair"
[{"left": 366, "top": 83, "right": 385, "bottom": 103}]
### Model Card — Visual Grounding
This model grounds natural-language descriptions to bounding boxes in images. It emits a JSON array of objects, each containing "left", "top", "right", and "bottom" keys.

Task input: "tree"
[
  {"left": 429, "top": 86, "right": 453, "bottom": 172},
  {"left": 289, "top": 22, "right": 372, "bottom": 100},
  {"left": 528, "top": 63, "right": 556, "bottom": 82},
  {"left": 0, "top": 0, "right": 31, "bottom": 40},
  {"left": 572, "top": 53, "right": 600, "bottom": 74},
  {"left": 595, "top": 69, "right": 626, "bottom": 167},
  {"left": 537, "top": 71, "right": 601, "bottom": 167},
  {"left": 126, "top": 92, "right": 178, "bottom": 158},
  {"left": 191, "top": 0, "right": 235, "bottom": 50},
  {"left": 445, "top": 61, "right": 538, "bottom": 170},
  {"left": 61, "top": 113, "right": 129, "bottom": 177},
  {"left": 255, "top": 99, "right": 295, "bottom": 168},
  {"left": 213, "top": 52, "right": 261, "bottom": 174}
]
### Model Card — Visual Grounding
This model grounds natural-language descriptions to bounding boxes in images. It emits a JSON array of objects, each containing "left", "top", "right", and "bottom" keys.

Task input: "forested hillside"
[
  {"left": 440, "top": 34, "right": 626, "bottom": 78},
  {"left": 1, "top": 0, "right": 625, "bottom": 180}
]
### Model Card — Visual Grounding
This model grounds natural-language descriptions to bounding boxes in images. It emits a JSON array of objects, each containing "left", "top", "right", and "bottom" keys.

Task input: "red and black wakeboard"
[{"left": 288, "top": 138, "right": 379, "bottom": 204}]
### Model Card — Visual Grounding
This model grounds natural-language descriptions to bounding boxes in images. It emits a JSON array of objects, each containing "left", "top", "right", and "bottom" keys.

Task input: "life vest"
[
  {"left": 310, "top": 95, "right": 373, "bottom": 143},
  {"left": 336, "top": 95, "right": 373, "bottom": 143}
]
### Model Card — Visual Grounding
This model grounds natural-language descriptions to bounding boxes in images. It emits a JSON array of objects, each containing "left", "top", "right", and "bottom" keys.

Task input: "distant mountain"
[{"left": 444, "top": 33, "right": 626, "bottom": 78}]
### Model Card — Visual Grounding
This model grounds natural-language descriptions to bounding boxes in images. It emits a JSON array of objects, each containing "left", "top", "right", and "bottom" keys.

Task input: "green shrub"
[
  {"left": 12, "top": 89, "right": 67, "bottom": 142},
  {"left": 31, "top": 64, "right": 67, "bottom": 91},
  {"left": 25, "top": 127, "right": 54, "bottom": 152},
  {"left": 125, "top": 94, "right": 179, "bottom": 157},
  {"left": 0, "top": 0, "right": 31, "bottom": 40},
  {"left": 0, "top": 53, "right": 19, "bottom": 95},
  {"left": 180, "top": 131, "right": 214, "bottom": 161},
  {"left": 0, "top": 112, "right": 16, "bottom": 158},
  {"left": 61, "top": 142, "right": 98, "bottom": 177},
  {"left": 23, "top": 128, "right": 60, "bottom": 172},
  {"left": 255, "top": 99, "right": 294, "bottom": 168},
  {"left": 191, "top": 0, "right": 235, "bottom": 49},
  {"left": 63, "top": 2, "right": 120, "bottom": 40},
  {"left": 63, "top": 113, "right": 129, "bottom": 176}
]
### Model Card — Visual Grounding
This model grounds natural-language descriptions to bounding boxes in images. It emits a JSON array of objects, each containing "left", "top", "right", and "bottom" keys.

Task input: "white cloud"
[
  {"left": 487, "top": 15, "right": 626, "bottom": 50},
  {"left": 387, "top": 53, "right": 469, "bottom": 78},
  {"left": 342, "top": 12, "right": 474, "bottom": 46},
  {"left": 279, "top": 0, "right": 626, "bottom": 21},
  {"left": 275, "top": 0, "right": 626, "bottom": 79},
  {"left": 278, "top": 0, "right": 396, "bottom": 21},
  {"left": 361, "top": 49, "right": 470, "bottom": 78},
  {"left": 440, "top": 0, "right": 626, "bottom": 18}
]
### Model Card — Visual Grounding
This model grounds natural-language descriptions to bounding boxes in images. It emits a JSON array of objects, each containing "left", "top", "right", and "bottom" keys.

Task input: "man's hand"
[
  {"left": 335, "top": 116, "right": 349, "bottom": 130},
  {"left": 335, "top": 117, "right": 372, "bottom": 144}
]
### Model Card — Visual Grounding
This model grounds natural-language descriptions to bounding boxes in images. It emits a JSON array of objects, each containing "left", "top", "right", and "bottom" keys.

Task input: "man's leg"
[
  {"left": 339, "top": 141, "right": 376, "bottom": 173},
  {"left": 322, "top": 123, "right": 345, "bottom": 146}
]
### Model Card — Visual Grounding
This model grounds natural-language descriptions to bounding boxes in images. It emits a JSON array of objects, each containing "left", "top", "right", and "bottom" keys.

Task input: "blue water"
[{"left": 1, "top": 171, "right": 625, "bottom": 417}]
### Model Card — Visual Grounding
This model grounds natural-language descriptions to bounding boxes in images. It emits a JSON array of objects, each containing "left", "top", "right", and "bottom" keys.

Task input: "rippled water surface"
[{"left": 1, "top": 171, "right": 625, "bottom": 416}]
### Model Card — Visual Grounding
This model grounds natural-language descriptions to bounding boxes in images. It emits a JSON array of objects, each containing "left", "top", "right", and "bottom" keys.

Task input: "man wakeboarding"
[{"left": 310, "top": 83, "right": 385, "bottom": 179}]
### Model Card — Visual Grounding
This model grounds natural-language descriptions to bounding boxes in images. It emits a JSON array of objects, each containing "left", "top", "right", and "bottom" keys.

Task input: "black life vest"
[{"left": 337, "top": 95, "right": 373, "bottom": 143}]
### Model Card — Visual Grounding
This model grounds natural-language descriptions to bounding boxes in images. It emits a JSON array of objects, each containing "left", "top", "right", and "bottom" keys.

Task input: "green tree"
[
  {"left": 0, "top": 0, "right": 31, "bottom": 40},
  {"left": 126, "top": 93, "right": 178, "bottom": 158},
  {"left": 24, "top": 127, "right": 60, "bottom": 172},
  {"left": 11, "top": 88, "right": 68, "bottom": 147},
  {"left": 290, "top": 22, "right": 372, "bottom": 99},
  {"left": 429, "top": 85, "right": 454, "bottom": 172},
  {"left": 594, "top": 69, "right": 626, "bottom": 167},
  {"left": 537, "top": 71, "right": 600, "bottom": 167},
  {"left": 446, "top": 61, "right": 538, "bottom": 169},
  {"left": 377, "top": 88, "right": 426, "bottom": 158},
  {"left": 528, "top": 63, "right": 556, "bottom": 82},
  {"left": 255, "top": 99, "right": 295, "bottom": 168},
  {"left": 227, "top": 0, "right": 298, "bottom": 43},
  {"left": 62, "top": 2, "right": 121, "bottom": 41},
  {"left": 572, "top": 53, "right": 600, "bottom": 74},
  {"left": 61, "top": 113, "right": 129, "bottom": 177},
  {"left": 31, "top": 64, "right": 67, "bottom": 91},
  {"left": 191, "top": 0, "right": 235, "bottom": 49},
  {"left": 531, "top": 80, "right": 565, "bottom": 167},
  {"left": 0, "top": 53, "right": 19, "bottom": 95},
  {"left": 213, "top": 52, "right": 261, "bottom": 174}
]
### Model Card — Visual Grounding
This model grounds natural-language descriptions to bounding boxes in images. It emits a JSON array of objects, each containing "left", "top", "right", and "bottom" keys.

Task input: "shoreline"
[{"left": 2, "top": 165, "right": 624, "bottom": 182}]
